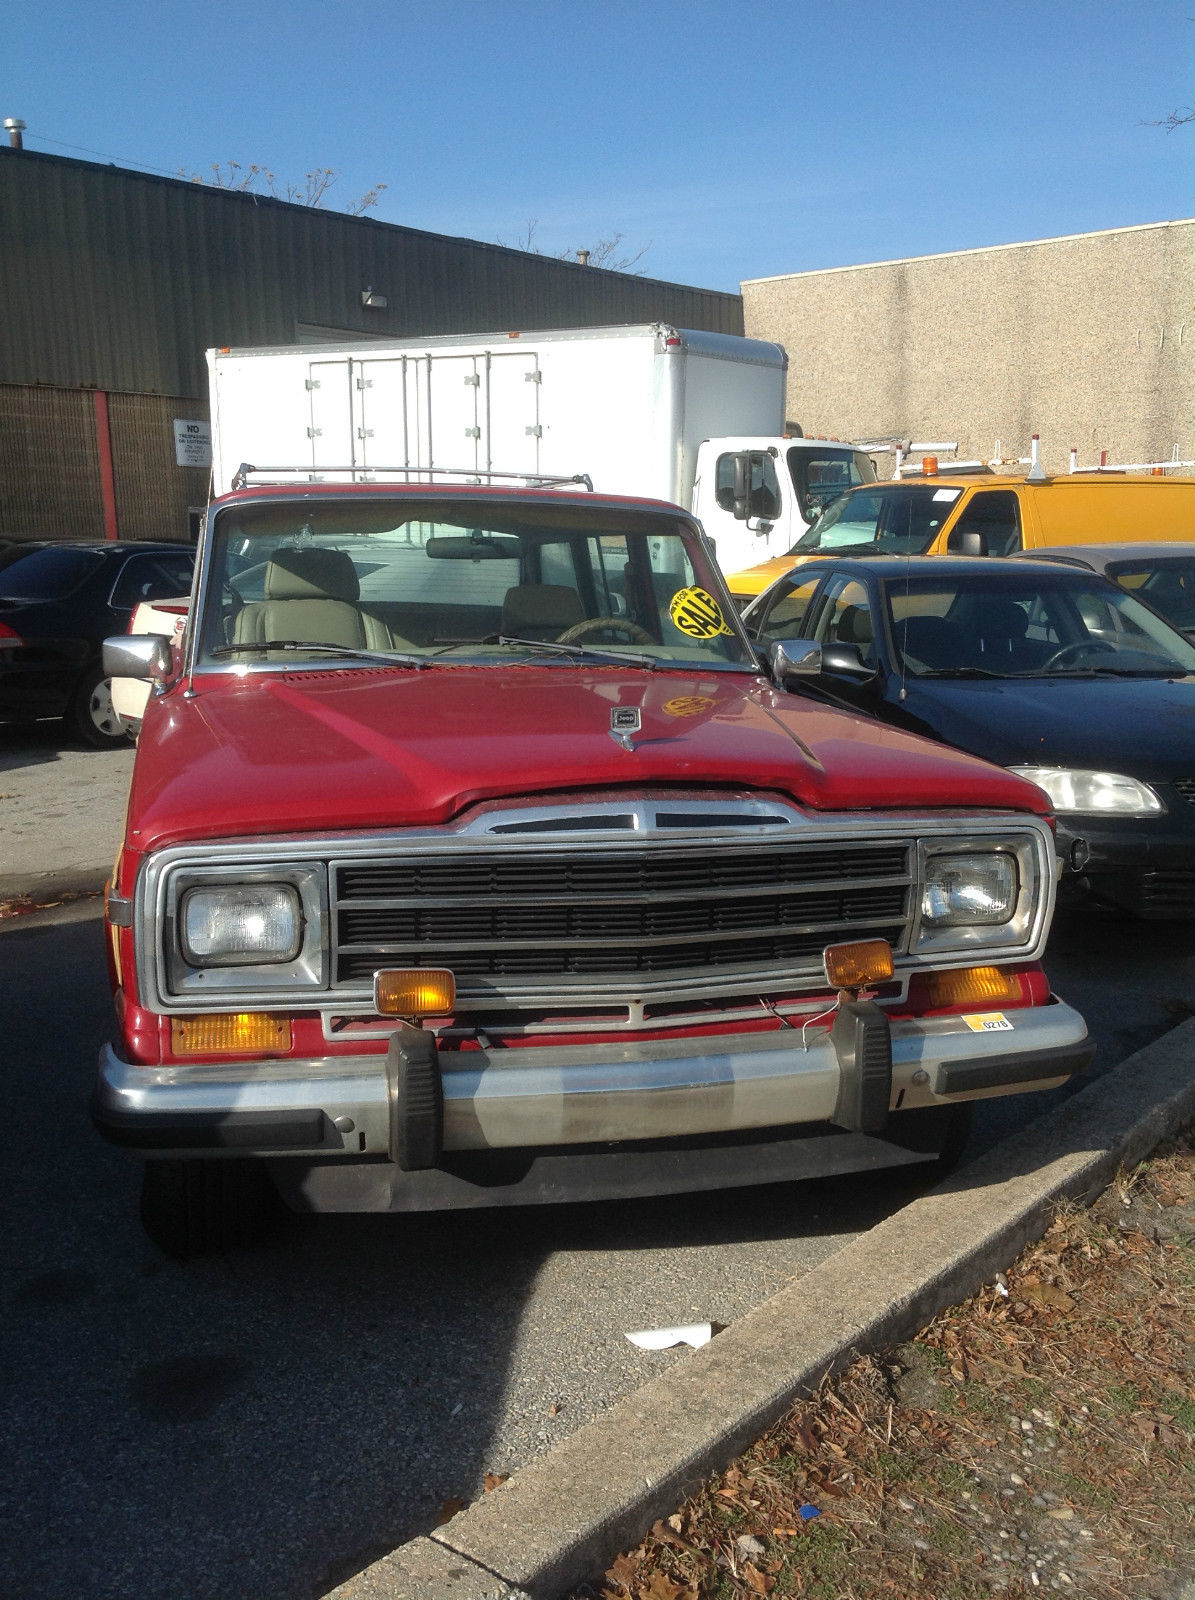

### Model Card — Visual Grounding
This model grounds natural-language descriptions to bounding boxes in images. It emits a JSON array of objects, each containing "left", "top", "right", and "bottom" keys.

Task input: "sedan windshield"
[
  {"left": 885, "top": 573, "right": 1195, "bottom": 679},
  {"left": 789, "top": 485, "right": 960, "bottom": 557},
  {"left": 197, "top": 500, "right": 754, "bottom": 671}
]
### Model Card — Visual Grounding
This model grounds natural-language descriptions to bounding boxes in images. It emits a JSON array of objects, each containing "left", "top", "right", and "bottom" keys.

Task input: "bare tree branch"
[
  {"left": 496, "top": 218, "right": 650, "bottom": 274},
  {"left": 178, "top": 162, "right": 386, "bottom": 213},
  {"left": 1145, "top": 106, "right": 1195, "bottom": 131}
]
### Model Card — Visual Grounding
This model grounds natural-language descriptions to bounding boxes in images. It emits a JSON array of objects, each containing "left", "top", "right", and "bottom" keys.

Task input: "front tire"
[
  {"left": 69, "top": 660, "right": 131, "bottom": 748},
  {"left": 140, "top": 1159, "right": 279, "bottom": 1258}
]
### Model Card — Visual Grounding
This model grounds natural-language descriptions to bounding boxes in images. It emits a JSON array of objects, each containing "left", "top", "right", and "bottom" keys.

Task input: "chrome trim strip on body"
[
  {"left": 96, "top": 998, "right": 1088, "bottom": 1159},
  {"left": 135, "top": 806, "right": 1056, "bottom": 1014}
]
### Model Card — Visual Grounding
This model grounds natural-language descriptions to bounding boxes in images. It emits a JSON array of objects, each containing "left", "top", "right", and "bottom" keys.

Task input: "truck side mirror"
[
  {"left": 732, "top": 454, "right": 750, "bottom": 521},
  {"left": 948, "top": 527, "right": 988, "bottom": 556},
  {"left": 104, "top": 634, "right": 173, "bottom": 683},
  {"left": 768, "top": 638, "right": 822, "bottom": 686}
]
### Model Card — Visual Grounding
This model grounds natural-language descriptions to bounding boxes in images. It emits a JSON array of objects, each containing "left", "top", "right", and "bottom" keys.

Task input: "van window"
[
  {"left": 792, "top": 485, "right": 958, "bottom": 556},
  {"left": 947, "top": 491, "right": 1022, "bottom": 557},
  {"left": 715, "top": 453, "right": 781, "bottom": 519}
]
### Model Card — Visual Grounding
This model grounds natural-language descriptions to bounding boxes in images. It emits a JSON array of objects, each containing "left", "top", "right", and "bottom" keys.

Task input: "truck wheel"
[
  {"left": 140, "top": 1159, "right": 279, "bottom": 1258},
  {"left": 884, "top": 1103, "right": 974, "bottom": 1177},
  {"left": 69, "top": 660, "right": 131, "bottom": 748}
]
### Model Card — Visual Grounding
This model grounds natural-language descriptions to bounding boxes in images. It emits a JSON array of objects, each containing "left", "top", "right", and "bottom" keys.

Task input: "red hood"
[{"left": 125, "top": 666, "right": 1049, "bottom": 852}]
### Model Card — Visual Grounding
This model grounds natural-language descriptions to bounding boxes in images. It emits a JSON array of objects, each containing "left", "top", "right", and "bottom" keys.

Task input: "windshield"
[
  {"left": 885, "top": 573, "right": 1195, "bottom": 679},
  {"left": 0, "top": 546, "right": 104, "bottom": 602},
  {"left": 790, "top": 484, "right": 960, "bottom": 557},
  {"left": 1106, "top": 557, "right": 1195, "bottom": 634},
  {"left": 198, "top": 499, "right": 754, "bottom": 671},
  {"left": 787, "top": 448, "right": 877, "bottom": 524}
]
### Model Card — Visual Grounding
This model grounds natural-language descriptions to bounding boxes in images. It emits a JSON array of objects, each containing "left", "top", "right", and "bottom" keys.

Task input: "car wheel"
[
  {"left": 69, "top": 660, "right": 131, "bottom": 748},
  {"left": 140, "top": 1159, "right": 280, "bottom": 1258},
  {"left": 884, "top": 1102, "right": 974, "bottom": 1177}
]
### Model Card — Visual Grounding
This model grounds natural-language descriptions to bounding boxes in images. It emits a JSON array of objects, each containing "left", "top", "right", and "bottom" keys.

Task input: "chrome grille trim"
[{"left": 137, "top": 802, "right": 1057, "bottom": 1013}]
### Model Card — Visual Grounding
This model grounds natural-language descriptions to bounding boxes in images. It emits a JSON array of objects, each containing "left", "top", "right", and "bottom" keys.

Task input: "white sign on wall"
[{"left": 173, "top": 418, "right": 212, "bottom": 469}]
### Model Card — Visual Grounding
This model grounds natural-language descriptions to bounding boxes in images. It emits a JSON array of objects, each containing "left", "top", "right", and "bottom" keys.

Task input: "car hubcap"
[{"left": 90, "top": 678, "right": 126, "bottom": 738}]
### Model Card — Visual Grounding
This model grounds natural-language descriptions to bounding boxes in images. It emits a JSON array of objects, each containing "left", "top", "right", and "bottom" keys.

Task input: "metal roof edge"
[
  {"left": 740, "top": 218, "right": 1195, "bottom": 287},
  {"left": 0, "top": 146, "right": 739, "bottom": 304}
]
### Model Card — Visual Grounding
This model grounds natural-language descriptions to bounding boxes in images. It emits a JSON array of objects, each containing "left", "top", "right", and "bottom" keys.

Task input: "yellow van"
[{"left": 724, "top": 467, "right": 1195, "bottom": 601}]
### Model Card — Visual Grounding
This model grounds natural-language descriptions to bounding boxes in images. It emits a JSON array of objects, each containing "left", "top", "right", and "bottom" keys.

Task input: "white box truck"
[{"left": 206, "top": 324, "right": 876, "bottom": 580}]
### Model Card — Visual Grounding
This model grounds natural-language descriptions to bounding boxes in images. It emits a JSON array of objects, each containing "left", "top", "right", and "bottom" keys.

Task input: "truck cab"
[
  {"left": 693, "top": 436, "right": 877, "bottom": 585},
  {"left": 96, "top": 471, "right": 1089, "bottom": 1255}
]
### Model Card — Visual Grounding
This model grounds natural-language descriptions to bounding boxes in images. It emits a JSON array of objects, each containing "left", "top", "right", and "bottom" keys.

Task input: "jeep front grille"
[{"left": 330, "top": 840, "right": 913, "bottom": 992}]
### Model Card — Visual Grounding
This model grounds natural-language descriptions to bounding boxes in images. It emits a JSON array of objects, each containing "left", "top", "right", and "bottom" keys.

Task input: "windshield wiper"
[
  {"left": 915, "top": 666, "right": 1014, "bottom": 679},
  {"left": 1050, "top": 665, "right": 1186, "bottom": 678},
  {"left": 494, "top": 635, "right": 659, "bottom": 668},
  {"left": 210, "top": 640, "right": 430, "bottom": 668}
]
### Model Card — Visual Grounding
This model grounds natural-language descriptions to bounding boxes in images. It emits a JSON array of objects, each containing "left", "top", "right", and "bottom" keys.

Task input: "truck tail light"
[
  {"left": 0, "top": 621, "right": 23, "bottom": 647},
  {"left": 171, "top": 1013, "right": 292, "bottom": 1055},
  {"left": 374, "top": 968, "right": 455, "bottom": 1020}
]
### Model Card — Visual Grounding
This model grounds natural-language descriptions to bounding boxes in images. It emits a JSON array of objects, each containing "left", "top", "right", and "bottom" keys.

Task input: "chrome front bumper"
[{"left": 95, "top": 999, "right": 1091, "bottom": 1163}]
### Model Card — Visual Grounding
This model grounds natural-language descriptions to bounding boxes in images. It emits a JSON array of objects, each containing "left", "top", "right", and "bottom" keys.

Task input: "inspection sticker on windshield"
[
  {"left": 670, "top": 586, "right": 733, "bottom": 638},
  {"left": 932, "top": 487, "right": 962, "bottom": 502},
  {"left": 962, "top": 1012, "right": 1014, "bottom": 1033}
]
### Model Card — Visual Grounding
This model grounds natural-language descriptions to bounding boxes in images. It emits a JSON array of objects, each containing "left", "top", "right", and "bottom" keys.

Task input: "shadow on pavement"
[{"left": 0, "top": 908, "right": 904, "bottom": 1600}]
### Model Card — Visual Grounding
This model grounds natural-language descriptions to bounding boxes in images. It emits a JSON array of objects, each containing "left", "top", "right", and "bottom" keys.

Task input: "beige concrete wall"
[{"left": 742, "top": 220, "right": 1195, "bottom": 476}]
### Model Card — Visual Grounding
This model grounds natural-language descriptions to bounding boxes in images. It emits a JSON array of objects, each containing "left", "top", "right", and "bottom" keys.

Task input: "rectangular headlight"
[
  {"left": 921, "top": 853, "right": 1017, "bottom": 928},
  {"left": 181, "top": 885, "right": 302, "bottom": 966}
]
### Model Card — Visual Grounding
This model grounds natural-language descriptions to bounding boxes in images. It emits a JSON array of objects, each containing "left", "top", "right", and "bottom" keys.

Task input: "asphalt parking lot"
[{"left": 3, "top": 722, "right": 1194, "bottom": 1599}]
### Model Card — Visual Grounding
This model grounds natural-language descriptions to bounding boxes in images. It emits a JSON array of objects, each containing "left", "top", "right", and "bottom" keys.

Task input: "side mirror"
[
  {"left": 819, "top": 641, "right": 875, "bottom": 678},
  {"left": 104, "top": 634, "right": 173, "bottom": 682},
  {"left": 768, "top": 638, "right": 822, "bottom": 686},
  {"left": 732, "top": 453, "right": 750, "bottom": 521},
  {"left": 948, "top": 527, "right": 988, "bottom": 556}
]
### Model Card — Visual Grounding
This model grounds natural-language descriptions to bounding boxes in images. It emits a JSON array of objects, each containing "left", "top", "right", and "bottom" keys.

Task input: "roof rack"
[
  {"left": 228, "top": 463, "right": 595, "bottom": 492},
  {"left": 1067, "top": 444, "right": 1195, "bottom": 475}
]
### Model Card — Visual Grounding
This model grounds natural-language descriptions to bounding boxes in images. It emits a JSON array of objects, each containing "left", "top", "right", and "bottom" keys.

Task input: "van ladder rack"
[{"left": 229, "top": 463, "right": 595, "bottom": 492}]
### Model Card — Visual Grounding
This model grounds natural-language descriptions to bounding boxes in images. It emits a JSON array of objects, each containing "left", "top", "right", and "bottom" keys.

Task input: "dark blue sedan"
[
  {"left": 743, "top": 556, "right": 1195, "bottom": 918},
  {"left": 0, "top": 542, "right": 194, "bottom": 746}
]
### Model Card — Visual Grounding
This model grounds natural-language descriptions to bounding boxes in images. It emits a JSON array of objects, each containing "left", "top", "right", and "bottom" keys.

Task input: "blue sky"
[{"left": 7, "top": 0, "right": 1194, "bottom": 293}]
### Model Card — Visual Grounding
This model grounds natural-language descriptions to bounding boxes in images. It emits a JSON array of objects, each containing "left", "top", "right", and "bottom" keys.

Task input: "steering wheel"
[
  {"left": 557, "top": 615, "right": 654, "bottom": 645},
  {"left": 1041, "top": 638, "right": 1118, "bottom": 671}
]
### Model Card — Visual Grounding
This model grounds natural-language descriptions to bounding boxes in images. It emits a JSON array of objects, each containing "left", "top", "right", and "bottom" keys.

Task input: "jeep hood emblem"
[{"left": 610, "top": 705, "right": 642, "bottom": 751}]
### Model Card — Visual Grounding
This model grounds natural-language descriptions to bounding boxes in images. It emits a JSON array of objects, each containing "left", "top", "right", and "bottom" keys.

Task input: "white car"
[{"left": 110, "top": 597, "right": 189, "bottom": 728}]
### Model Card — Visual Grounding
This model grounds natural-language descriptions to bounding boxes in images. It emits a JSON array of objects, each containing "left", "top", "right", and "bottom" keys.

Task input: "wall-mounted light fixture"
[{"left": 361, "top": 286, "right": 388, "bottom": 308}]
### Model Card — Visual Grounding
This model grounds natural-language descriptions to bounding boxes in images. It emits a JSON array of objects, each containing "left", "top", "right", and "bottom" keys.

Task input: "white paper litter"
[{"left": 625, "top": 1321, "right": 716, "bottom": 1351}]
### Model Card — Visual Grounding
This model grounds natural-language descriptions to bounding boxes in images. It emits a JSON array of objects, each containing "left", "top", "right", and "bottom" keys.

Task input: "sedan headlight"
[
  {"left": 181, "top": 885, "right": 302, "bottom": 966},
  {"left": 1009, "top": 767, "right": 1163, "bottom": 816},
  {"left": 921, "top": 852, "right": 1018, "bottom": 928}
]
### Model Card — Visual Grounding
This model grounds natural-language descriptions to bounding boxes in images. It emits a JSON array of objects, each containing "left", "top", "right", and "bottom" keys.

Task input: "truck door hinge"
[
  {"left": 357, "top": 427, "right": 374, "bottom": 439},
  {"left": 355, "top": 377, "right": 372, "bottom": 390},
  {"left": 525, "top": 425, "right": 543, "bottom": 438},
  {"left": 306, "top": 427, "right": 321, "bottom": 438},
  {"left": 464, "top": 426, "right": 481, "bottom": 439},
  {"left": 463, "top": 373, "right": 480, "bottom": 386},
  {"left": 304, "top": 379, "right": 320, "bottom": 391},
  {"left": 525, "top": 370, "right": 541, "bottom": 384}
]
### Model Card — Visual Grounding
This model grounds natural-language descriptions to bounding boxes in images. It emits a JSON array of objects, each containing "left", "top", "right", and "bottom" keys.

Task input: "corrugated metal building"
[{"left": 0, "top": 147, "right": 743, "bottom": 541}]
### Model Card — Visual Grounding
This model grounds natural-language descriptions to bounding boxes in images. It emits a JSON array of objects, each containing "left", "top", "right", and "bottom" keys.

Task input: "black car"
[
  {"left": 744, "top": 555, "right": 1195, "bottom": 918},
  {"left": 1021, "top": 542, "right": 1195, "bottom": 640},
  {"left": 0, "top": 542, "right": 195, "bottom": 747}
]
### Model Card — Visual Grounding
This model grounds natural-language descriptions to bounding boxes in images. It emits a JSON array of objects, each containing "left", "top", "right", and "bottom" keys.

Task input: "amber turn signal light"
[
  {"left": 374, "top": 968, "right": 456, "bottom": 1019},
  {"left": 920, "top": 965, "right": 1023, "bottom": 1010},
  {"left": 171, "top": 1013, "right": 292, "bottom": 1055},
  {"left": 823, "top": 938, "right": 895, "bottom": 990}
]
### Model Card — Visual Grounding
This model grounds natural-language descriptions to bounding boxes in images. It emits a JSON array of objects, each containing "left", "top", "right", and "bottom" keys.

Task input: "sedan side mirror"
[
  {"left": 819, "top": 641, "right": 876, "bottom": 678},
  {"left": 104, "top": 634, "right": 173, "bottom": 683}
]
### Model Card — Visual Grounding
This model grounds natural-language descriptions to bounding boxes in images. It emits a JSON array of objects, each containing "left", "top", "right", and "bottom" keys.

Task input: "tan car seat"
[{"left": 234, "top": 548, "right": 399, "bottom": 650}]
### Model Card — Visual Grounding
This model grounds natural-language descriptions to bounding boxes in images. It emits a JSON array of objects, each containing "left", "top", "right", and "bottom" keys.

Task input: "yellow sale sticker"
[
  {"left": 669, "top": 586, "right": 733, "bottom": 639},
  {"left": 962, "top": 1012, "right": 1015, "bottom": 1032}
]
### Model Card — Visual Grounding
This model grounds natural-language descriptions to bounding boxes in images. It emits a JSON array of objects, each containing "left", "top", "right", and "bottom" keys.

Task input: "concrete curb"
[
  {"left": 326, "top": 1018, "right": 1195, "bottom": 1600},
  {"left": 0, "top": 867, "right": 109, "bottom": 903}
]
